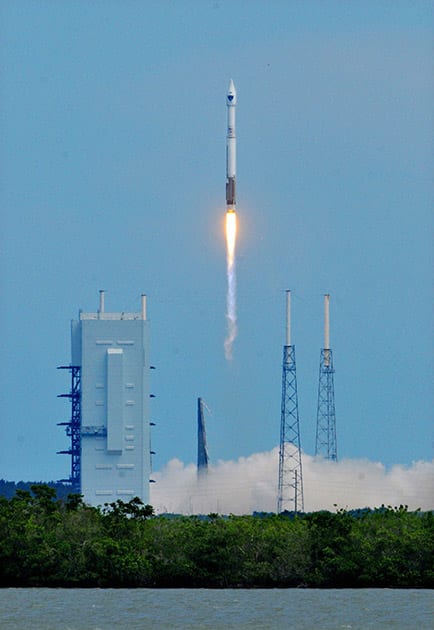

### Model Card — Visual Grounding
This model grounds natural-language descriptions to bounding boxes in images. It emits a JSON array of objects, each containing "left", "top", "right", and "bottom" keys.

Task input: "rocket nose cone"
[{"left": 227, "top": 79, "right": 237, "bottom": 105}]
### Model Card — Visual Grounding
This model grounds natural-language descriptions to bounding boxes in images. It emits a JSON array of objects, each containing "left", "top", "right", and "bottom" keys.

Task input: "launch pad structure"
[
  {"left": 197, "top": 397, "right": 209, "bottom": 477},
  {"left": 277, "top": 291, "right": 304, "bottom": 514},
  {"left": 315, "top": 294, "right": 337, "bottom": 461},
  {"left": 57, "top": 291, "right": 153, "bottom": 506},
  {"left": 57, "top": 365, "right": 81, "bottom": 493}
]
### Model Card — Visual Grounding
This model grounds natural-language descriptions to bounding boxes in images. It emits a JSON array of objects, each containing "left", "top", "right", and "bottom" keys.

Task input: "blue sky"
[{"left": 1, "top": 1, "right": 433, "bottom": 483}]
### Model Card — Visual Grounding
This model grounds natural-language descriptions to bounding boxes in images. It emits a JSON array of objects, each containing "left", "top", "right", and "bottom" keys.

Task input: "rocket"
[{"left": 226, "top": 79, "right": 237, "bottom": 212}]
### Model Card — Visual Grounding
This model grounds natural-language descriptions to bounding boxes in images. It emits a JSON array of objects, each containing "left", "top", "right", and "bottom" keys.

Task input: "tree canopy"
[{"left": 0, "top": 485, "right": 432, "bottom": 588}]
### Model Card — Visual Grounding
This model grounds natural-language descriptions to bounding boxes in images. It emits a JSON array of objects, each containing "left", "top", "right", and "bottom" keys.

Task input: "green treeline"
[
  {"left": 0, "top": 479, "right": 70, "bottom": 501},
  {"left": 0, "top": 486, "right": 433, "bottom": 588}
]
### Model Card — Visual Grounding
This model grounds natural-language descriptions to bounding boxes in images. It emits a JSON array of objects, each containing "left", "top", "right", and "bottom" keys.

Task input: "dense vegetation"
[
  {"left": 0, "top": 479, "right": 70, "bottom": 501},
  {"left": 0, "top": 485, "right": 432, "bottom": 588}
]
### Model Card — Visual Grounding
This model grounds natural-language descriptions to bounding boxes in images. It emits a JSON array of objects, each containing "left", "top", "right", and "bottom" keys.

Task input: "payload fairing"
[{"left": 226, "top": 79, "right": 237, "bottom": 211}]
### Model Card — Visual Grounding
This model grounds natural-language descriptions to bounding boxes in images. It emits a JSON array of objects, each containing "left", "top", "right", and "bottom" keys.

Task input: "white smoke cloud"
[{"left": 151, "top": 448, "right": 434, "bottom": 514}]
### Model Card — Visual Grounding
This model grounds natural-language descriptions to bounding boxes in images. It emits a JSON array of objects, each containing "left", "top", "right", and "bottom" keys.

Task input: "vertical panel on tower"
[{"left": 107, "top": 348, "right": 123, "bottom": 453}]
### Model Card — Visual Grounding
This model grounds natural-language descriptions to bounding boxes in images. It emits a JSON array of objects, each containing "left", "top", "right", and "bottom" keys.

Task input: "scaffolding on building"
[{"left": 57, "top": 365, "right": 81, "bottom": 493}]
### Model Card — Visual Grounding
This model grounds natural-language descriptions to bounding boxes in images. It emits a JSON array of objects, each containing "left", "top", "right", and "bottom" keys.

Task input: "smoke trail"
[
  {"left": 151, "top": 449, "right": 434, "bottom": 515},
  {"left": 224, "top": 211, "right": 237, "bottom": 360}
]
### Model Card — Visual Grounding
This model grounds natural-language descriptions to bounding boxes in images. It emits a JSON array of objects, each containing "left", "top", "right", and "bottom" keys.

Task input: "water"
[{"left": 0, "top": 588, "right": 432, "bottom": 629}]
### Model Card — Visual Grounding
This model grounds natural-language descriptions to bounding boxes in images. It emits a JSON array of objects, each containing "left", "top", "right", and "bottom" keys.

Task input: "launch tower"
[
  {"left": 58, "top": 291, "right": 152, "bottom": 505},
  {"left": 315, "top": 294, "right": 337, "bottom": 461},
  {"left": 277, "top": 290, "right": 304, "bottom": 513}
]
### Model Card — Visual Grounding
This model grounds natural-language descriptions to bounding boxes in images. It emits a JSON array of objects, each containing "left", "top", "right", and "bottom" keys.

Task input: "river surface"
[{"left": 0, "top": 588, "right": 432, "bottom": 629}]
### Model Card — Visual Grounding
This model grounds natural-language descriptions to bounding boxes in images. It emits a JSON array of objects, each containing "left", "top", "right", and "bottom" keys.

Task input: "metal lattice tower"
[
  {"left": 197, "top": 397, "right": 209, "bottom": 477},
  {"left": 57, "top": 365, "right": 82, "bottom": 493},
  {"left": 277, "top": 291, "right": 304, "bottom": 514},
  {"left": 315, "top": 294, "right": 337, "bottom": 461}
]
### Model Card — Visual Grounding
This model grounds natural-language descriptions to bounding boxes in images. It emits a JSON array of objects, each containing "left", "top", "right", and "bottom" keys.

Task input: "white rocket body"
[{"left": 226, "top": 79, "right": 237, "bottom": 210}]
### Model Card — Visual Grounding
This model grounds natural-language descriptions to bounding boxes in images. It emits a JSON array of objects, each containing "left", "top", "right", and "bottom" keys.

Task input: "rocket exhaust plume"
[
  {"left": 224, "top": 79, "right": 237, "bottom": 360},
  {"left": 151, "top": 450, "right": 434, "bottom": 515},
  {"left": 225, "top": 210, "right": 237, "bottom": 359}
]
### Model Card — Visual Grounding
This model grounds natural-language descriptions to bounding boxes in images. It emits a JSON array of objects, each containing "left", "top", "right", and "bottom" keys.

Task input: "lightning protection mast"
[
  {"left": 277, "top": 290, "right": 304, "bottom": 514},
  {"left": 315, "top": 294, "right": 337, "bottom": 461}
]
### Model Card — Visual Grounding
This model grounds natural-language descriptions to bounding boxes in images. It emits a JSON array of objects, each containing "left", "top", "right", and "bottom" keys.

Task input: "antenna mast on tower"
[
  {"left": 277, "top": 290, "right": 304, "bottom": 514},
  {"left": 315, "top": 294, "right": 337, "bottom": 461}
]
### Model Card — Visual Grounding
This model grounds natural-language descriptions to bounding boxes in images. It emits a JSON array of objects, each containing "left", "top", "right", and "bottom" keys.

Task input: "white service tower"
[{"left": 68, "top": 291, "right": 152, "bottom": 506}]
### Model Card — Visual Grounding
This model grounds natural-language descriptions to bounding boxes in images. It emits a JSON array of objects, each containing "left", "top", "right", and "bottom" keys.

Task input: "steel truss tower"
[
  {"left": 315, "top": 294, "right": 337, "bottom": 461},
  {"left": 277, "top": 291, "right": 304, "bottom": 514},
  {"left": 57, "top": 365, "right": 81, "bottom": 493}
]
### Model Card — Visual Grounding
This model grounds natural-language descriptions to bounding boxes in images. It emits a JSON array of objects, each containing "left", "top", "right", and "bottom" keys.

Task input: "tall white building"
[{"left": 67, "top": 292, "right": 151, "bottom": 506}]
